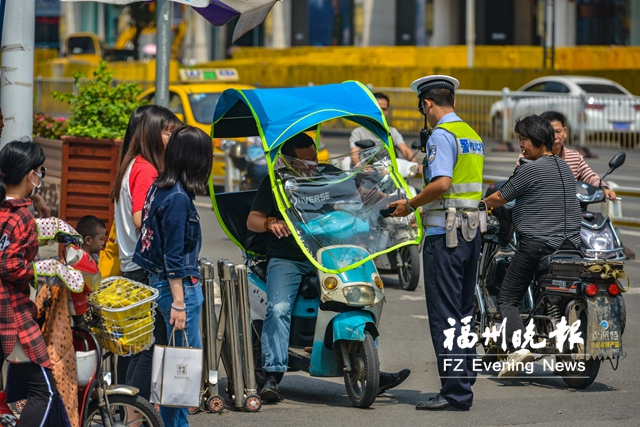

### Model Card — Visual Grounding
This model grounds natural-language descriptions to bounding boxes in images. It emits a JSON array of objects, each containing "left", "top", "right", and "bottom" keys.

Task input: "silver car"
[{"left": 489, "top": 76, "right": 640, "bottom": 141}]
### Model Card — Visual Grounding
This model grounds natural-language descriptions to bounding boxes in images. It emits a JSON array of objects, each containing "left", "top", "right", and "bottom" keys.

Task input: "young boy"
[{"left": 76, "top": 215, "right": 107, "bottom": 261}]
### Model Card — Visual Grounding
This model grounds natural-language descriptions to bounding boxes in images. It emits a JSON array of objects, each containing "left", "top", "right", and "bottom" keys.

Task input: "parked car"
[
  {"left": 140, "top": 68, "right": 329, "bottom": 189},
  {"left": 489, "top": 76, "right": 640, "bottom": 142}
]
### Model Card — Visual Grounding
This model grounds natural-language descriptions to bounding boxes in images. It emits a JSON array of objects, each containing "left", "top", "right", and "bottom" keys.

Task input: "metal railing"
[
  {"left": 364, "top": 86, "right": 640, "bottom": 149},
  {"left": 34, "top": 76, "right": 155, "bottom": 116},
  {"left": 34, "top": 77, "right": 640, "bottom": 149}
]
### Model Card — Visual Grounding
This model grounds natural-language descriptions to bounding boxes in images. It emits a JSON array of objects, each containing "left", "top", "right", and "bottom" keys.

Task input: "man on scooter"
[
  {"left": 387, "top": 75, "right": 484, "bottom": 411},
  {"left": 349, "top": 92, "right": 418, "bottom": 169},
  {"left": 247, "top": 132, "right": 410, "bottom": 403}
]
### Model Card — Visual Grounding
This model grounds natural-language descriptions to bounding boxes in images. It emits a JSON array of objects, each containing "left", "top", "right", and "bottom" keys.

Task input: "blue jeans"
[
  {"left": 149, "top": 274, "right": 204, "bottom": 427},
  {"left": 262, "top": 258, "right": 315, "bottom": 373}
]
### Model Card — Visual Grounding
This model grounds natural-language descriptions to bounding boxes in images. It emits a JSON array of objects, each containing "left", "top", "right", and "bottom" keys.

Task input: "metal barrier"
[
  {"left": 196, "top": 257, "right": 261, "bottom": 414},
  {"left": 34, "top": 77, "right": 640, "bottom": 149},
  {"left": 344, "top": 86, "right": 640, "bottom": 149},
  {"left": 34, "top": 76, "right": 155, "bottom": 116}
]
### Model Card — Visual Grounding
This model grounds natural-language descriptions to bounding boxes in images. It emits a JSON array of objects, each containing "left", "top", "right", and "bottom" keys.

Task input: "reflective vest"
[{"left": 425, "top": 120, "right": 484, "bottom": 210}]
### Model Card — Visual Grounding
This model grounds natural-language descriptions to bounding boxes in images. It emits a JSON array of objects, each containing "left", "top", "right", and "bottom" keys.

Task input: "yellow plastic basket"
[{"left": 88, "top": 277, "right": 159, "bottom": 356}]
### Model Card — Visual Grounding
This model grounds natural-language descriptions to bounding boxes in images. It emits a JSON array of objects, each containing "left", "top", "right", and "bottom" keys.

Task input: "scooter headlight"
[
  {"left": 580, "top": 227, "right": 614, "bottom": 251},
  {"left": 342, "top": 285, "right": 376, "bottom": 306}
]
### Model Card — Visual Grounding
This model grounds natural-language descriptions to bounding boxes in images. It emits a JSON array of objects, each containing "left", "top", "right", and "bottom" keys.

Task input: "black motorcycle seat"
[
  {"left": 536, "top": 250, "right": 584, "bottom": 279},
  {"left": 251, "top": 260, "right": 319, "bottom": 300}
]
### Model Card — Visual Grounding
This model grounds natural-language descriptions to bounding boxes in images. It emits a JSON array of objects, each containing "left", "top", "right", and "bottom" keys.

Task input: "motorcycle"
[
  {"left": 475, "top": 156, "right": 628, "bottom": 388},
  {"left": 0, "top": 218, "right": 163, "bottom": 427},
  {"left": 577, "top": 152, "right": 627, "bottom": 260},
  {"left": 337, "top": 139, "right": 423, "bottom": 290},
  {"left": 485, "top": 152, "right": 627, "bottom": 261},
  {"left": 209, "top": 82, "right": 422, "bottom": 408}
]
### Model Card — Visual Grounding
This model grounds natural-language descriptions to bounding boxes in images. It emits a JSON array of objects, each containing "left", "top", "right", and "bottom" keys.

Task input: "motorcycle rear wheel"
[
  {"left": 84, "top": 394, "right": 163, "bottom": 427},
  {"left": 398, "top": 245, "right": 420, "bottom": 291},
  {"left": 343, "top": 332, "right": 379, "bottom": 408},
  {"left": 559, "top": 314, "right": 600, "bottom": 389}
]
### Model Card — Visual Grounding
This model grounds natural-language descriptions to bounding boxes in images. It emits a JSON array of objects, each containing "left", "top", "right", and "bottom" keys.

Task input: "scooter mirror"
[
  {"left": 601, "top": 151, "right": 626, "bottom": 183},
  {"left": 355, "top": 139, "right": 376, "bottom": 150},
  {"left": 411, "top": 140, "right": 421, "bottom": 150},
  {"left": 607, "top": 151, "right": 626, "bottom": 172}
]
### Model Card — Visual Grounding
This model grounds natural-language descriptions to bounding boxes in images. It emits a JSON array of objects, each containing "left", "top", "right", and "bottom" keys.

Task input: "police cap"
[{"left": 410, "top": 75, "right": 460, "bottom": 97}]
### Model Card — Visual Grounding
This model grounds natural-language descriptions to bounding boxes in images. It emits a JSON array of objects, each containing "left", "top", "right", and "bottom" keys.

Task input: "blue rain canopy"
[
  {"left": 209, "top": 81, "right": 423, "bottom": 274},
  {"left": 211, "top": 81, "right": 392, "bottom": 160}
]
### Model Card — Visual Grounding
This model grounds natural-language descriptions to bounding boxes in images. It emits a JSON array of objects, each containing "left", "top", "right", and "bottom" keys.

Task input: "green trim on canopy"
[
  {"left": 212, "top": 81, "right": 392, "bottom": 161},
  {"left": 210, "top": 82, "right": 423, "bottom": 274}
]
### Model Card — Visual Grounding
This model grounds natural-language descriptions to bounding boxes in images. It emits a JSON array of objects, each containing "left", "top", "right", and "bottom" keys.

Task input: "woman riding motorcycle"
[{"left": 482, "top": 115, "right": 582, "bottom": 379}]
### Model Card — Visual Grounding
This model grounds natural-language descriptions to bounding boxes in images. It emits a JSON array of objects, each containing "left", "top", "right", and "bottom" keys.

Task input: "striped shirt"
[
  {"left": 516, "top": 147, "right": 608, "bottom": 188},
  {"left": 501, "top": 155, "right": 581, "bottom": 249}
]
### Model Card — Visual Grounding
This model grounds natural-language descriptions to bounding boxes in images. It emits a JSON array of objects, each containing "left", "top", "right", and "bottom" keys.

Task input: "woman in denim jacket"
[{"left": 133, "top": 126, "right": 212, "bottom": 427}]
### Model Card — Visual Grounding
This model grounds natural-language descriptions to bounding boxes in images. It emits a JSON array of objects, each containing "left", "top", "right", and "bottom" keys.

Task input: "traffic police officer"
[{"left": 387, "top": 75, "right": 484, "bottom": 411}]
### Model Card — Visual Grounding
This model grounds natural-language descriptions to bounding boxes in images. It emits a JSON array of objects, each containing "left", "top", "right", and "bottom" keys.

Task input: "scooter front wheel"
[
  {"left": 84, "top": 394, "right": 163, "bottom": 427},
  {"left": 343, "top": 331, "right": 379, "bottom": 408}
]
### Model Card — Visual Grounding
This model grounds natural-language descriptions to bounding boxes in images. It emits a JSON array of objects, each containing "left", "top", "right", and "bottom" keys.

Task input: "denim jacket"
[{"left": 133, "top": 182, "right": 202, "bottom": 281}]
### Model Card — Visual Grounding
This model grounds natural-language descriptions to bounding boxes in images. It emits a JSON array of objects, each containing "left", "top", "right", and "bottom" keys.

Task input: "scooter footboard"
[{"left": 332, "top": 311, "right": 378, "bottom": 342}]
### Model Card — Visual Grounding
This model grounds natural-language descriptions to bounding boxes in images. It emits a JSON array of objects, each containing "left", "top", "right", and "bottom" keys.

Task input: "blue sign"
[{"left": 36, "top": 0, "right": 60, "bottom": 17}]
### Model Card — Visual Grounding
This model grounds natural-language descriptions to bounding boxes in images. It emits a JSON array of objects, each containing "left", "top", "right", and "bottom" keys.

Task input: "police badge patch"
[{"left": 428, "top": 145, "right": 437, "bottom": 163}]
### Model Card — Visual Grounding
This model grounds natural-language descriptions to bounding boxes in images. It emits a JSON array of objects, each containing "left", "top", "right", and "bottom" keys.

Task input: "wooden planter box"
[
  {"left": 59, "top": 136, "right": 122, "bottom": 230},
  {"left": 34, "top": 137, "right": 63, "bottom": 217}
]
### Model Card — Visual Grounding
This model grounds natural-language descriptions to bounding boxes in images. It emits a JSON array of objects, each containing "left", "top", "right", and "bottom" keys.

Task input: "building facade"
[{"left": 46, "top": 0, "right": 640, "bottom": 60}]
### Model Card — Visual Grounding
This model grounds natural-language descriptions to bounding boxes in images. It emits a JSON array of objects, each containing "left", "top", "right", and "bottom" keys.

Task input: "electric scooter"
[{"left": 209, "top": 82, "right": 422, "bottom": 408}]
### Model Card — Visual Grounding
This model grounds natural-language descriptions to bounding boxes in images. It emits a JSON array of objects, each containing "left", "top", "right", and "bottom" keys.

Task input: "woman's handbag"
[
  {"left": 150, "top": 330, "right": 203, "bottom": 407},
  {"left": 98, "top": 221, "right": 120, "bottom": 277}
]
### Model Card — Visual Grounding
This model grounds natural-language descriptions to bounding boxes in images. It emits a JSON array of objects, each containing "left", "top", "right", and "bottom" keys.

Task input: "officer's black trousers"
[{"left": 423, "top": 230, "right": 480, "bottom": 410}]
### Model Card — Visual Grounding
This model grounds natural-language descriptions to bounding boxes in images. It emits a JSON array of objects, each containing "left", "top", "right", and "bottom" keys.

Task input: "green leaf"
[{"left": 53, "top": 60, "right": 145, "bottom": 140}]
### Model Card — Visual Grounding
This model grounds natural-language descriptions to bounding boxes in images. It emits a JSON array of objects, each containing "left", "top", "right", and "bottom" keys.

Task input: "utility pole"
[
  {"left": 155, "top": 0, "right": 172, "bottom": 108},
  {"left": 466, "top": 0, "right": 475, "bottom": 68},
  {"left": 1, "top": 0, "right": 36, "bottom": 148},
  {"left": 545, "top": 0, "right": 555, "bottom": 69}
]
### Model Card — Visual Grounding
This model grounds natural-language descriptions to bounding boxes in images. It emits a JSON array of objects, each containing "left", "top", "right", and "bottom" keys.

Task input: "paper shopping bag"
[
  {"left": 150, "top": 345, "right": 165, "bottom": 405},
  {"left": 150, "top": 331, "right": 202, "bottom": 407}
]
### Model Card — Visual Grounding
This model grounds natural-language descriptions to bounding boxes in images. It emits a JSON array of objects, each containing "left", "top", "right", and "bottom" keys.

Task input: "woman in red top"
[
  {"left": 0, "top": 140, "right": 69, "bottom": 426},
  {"left": 110, "top": 106, "right": 181, "bottom": 402}
]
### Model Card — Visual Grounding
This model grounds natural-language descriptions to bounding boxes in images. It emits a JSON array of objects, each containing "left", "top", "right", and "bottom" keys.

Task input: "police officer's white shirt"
[
  {"left": 349, "top": 126, "right": 405, "bottom": 149},
  {"left": 424, "top": 112, "right": 460, "bottom": 236}
]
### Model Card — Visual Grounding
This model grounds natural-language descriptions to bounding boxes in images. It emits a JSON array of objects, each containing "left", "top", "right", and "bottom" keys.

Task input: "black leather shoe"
[
  {"left": 416, "top": 393, "right": 468, "bottom": 411},
  {"left": 378, "top": 369, "right": 411, "bottom": 395},
  {"left": 260, "top": 377, "right": 282, "bottom": 402}
]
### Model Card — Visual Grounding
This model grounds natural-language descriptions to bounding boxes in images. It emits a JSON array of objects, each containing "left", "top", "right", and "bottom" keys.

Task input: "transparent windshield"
[
  {"left": 273, "top": 145, "right": 420, "bottom": 271},
  {"left": 188, "top": 93, "right": 222, "bottom": 124}
]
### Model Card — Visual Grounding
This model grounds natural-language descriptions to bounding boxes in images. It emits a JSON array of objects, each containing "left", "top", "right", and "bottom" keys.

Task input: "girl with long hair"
[
  {"left": 110, "top": 106, "right": 181, "bottom": 402},
  {"left": 133, "top": 126, "right": 213, "bottom": 427}
]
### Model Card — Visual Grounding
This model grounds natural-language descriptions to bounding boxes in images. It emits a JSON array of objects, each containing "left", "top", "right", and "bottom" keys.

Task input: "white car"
[{"left": 489, "top": 76, "right": 640, "bottom": 139}]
